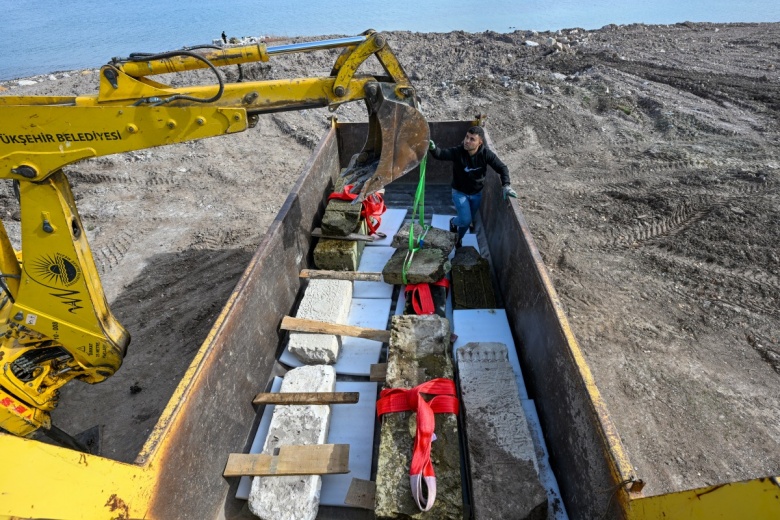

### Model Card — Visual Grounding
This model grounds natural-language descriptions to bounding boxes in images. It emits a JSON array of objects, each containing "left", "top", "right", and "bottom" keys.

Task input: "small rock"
[
  {"left": 130, "top": 382, "right": 143, "bottom": 395},
  {"left": 552, "top": 72, "right": 567, "bottom": 81},
  {"left": 18, "top": 80, "right": 37, "bottom": 86},
  {"left": 729, "top": 206, "right": 744, "bottom": 215},
  {"left": 48, "top": 74, "right": 57, "bottom": 81},
  {"left": 546, "top": 37, "right": 557, "bottom": 46},
  {"left": 524, "top": 40, "right": 539, "bottom": 47}
]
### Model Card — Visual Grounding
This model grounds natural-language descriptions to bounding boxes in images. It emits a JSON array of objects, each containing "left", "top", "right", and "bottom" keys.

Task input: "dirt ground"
[{"left": 2, "top": 22, "right": 779, "bottom": 497}]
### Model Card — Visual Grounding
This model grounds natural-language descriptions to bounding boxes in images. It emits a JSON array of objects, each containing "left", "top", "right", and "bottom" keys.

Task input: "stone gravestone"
[
  {"left": 457, "top": 342, "right": 547, "bottom": 520},
  {"left": 375, "top": 315, "right": 463, "bottom": 519}
]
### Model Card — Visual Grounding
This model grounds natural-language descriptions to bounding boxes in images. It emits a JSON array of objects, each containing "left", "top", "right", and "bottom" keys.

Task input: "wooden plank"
[
  {"left": 369, "top": 363, "right": 387, "bottom": 382},
  {"left": 311, "top": 227, "right": 376, "bottom": 242},
  {"left": 252, "top": 391, "right": 359, "bottom": 406},
  {"left": 344, "top": 478, "right": 376, "bottom": 510},
  {"left": 281, "top": 316, "right": 391, "bottom": 343},
  {"left": 224, "top": 444, "right": 350, "bottom": 477},
  {"left": 299, "top": 269, "right": 383, "bottom": 282}
]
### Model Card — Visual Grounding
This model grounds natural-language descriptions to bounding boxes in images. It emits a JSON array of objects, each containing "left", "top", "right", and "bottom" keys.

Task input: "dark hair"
[{"left": 467, "top": 126, "right": 485, "bottom": 140}]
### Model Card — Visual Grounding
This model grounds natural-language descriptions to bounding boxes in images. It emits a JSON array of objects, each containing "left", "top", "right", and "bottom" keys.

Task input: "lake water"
[{"left": 1, "top": 0, "right": 778, "bottom": 80}]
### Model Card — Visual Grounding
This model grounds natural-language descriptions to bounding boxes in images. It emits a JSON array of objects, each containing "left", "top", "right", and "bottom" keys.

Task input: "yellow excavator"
[{"left": 0, "top": 30, "right": 429, "bottom": 444}]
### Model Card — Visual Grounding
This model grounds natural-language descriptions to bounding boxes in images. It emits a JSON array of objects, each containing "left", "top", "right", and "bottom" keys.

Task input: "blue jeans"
[{"left": 452, "top": 189, "right": 481, "bottom": 239}]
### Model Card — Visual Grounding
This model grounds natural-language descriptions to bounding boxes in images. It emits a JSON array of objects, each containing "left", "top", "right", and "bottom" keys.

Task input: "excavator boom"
[{"left": 0, "top": 31, "right": 428, "bottom": 438}]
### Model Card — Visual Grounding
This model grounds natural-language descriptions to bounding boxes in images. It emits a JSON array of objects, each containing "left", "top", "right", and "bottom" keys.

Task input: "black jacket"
[{"left": 429, "top": 144, "right": 510, "bottom": 195}]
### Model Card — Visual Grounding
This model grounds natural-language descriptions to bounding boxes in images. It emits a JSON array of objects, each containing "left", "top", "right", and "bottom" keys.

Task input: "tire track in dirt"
[
  {"left": 67, "top": 170, "right": 200, "bottom": 188},
  {"left": 644, "top": 247, "right": 780, "bottom": 317},
  {"left": 93, "top": 229, "right": 138, "bottom": 275},
  {"left": 598, "top": 175, "right": 775, "bottom": 248},
  {"left": 599, "top": 196, "right": 715, "bottom": 248}
]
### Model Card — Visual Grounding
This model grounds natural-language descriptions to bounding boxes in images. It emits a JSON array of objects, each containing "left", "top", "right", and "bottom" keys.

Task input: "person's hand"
[
  {"left": 429, "top": 140, "right": 436, "bottom": 151},
  {"left": 502, "top": 185, "right": 518, "bottom": 200}
]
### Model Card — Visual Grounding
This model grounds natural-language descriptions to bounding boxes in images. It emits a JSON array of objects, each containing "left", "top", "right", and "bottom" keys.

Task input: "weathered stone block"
[
  {"left": 321, "top": 177, "right": 362, "bottom": 236},
  {"left": 375, "top": 315, "right": 463, "bottom": 519},
  {"left": 249, "top": 365, "right": 336, "bottom": 520},
  {"left": 451, "top": 246, "right": 496, "bottom": 309},
  {"left": 288, "top": 279, "right": 352, "bottom": 364},
  {"left": 457, "top": 343, "right": 547, "bottom": 520},
  {"left": 382, "top": 248, "right": 450, "bottom": 285},
  {"left": 313, "top": 219, "right": 367, "bottom": 271},
  {"left": 391, "top": 223, "right": 458, "bottom": 254}
]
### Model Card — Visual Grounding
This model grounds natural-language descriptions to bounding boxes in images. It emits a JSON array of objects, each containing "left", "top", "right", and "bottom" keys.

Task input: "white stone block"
[
  {"left": 288, "top": 279, "right": 351, "bottom": 364},
  {"left": 248, "top": 365, "right": 336, "bottom": 520}
]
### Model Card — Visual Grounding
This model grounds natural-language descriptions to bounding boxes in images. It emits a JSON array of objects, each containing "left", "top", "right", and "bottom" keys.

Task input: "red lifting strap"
[
  {"left": 376, "top": 378, "right": 459, "bottom": 511},
  {"left": 328, "top": 184, "right": 387, "bottom": 235},
  {"left": 404, "top": 278, "right": 450, "bottom": 315}
]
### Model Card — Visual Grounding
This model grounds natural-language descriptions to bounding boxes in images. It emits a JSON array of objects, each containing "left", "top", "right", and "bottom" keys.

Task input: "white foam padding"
[
  {"left": 280, "top": 298, "right": 391, "bottom": 375},
  {"left": 368, "top": 208, "right": 407, "bottom": 247},
  {"left": 353, "top": 246, "right": 395, "bottom": 299},
  {"left": 461, "top": 233, "right": 479, "bottom": 251},
  {"left": 431, "top": 213, "right": 453, "bottom": 231},
  {"left": 237, "top": 378, "right": 377, "bottom": 508},
  {"left": 452, "top": 309, "right": 528, "bottom": 399},
  {"left": 321, "top": 381, "right": 377, "bottom": 507},
  {"left": 522, "top": 400, "right": 570, "bottom": 520}
]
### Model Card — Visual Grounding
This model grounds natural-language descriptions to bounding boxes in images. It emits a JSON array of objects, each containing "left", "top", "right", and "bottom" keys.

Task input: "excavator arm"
[{"left": 0, "top": 31, "right": 429, "bottom": 438}]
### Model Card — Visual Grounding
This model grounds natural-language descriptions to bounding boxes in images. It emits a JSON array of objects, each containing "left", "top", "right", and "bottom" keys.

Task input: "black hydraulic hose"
[
  {"left": 119, "top": 49, "right": 225, "bottom": 105},
  {"left": 0, "top": 273, "right": 19, "bottom": 304}
]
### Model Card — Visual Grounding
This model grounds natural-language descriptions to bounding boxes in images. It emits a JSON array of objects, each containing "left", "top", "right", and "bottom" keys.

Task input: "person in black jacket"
[{"left": 428, "top": 126, "right": 517, "bottom": 245}]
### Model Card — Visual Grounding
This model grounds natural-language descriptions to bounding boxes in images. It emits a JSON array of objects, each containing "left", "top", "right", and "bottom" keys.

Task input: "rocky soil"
[{"left": 2, "top": 22, "right": 779, "bottom": 497}]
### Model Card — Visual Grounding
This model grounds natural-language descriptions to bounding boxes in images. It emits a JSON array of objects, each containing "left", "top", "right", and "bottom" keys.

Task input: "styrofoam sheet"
[
  {"left": 522, "top": 399, "right": 570, "bottom": 520},
  {"left": 322, "top": 381, "right": 377, "bottom": 507},
  {"left": 353, "top": 246, "right": 395, "bottom": 299},
  {"left": 452, "top": 309, "right": 528, "bottom": 399},
  {"left": 461, "top": 233, "right": 479, "bottom": 251},
  {"left": 431, "top": 213, "right": 453, "bottom": 231},
  {"left": 279, "top": 298, "right": 391, "bottom": 375},
  {"left": 236, "top": 378, "right": 378, "bottom": 508},
  {"left": 368, "top": 208, "right": 407, "bottom": 247}
]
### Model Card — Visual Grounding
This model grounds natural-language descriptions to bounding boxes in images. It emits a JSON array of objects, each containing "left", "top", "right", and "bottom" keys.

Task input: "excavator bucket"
[{"left": 341, "top": 83, "right": 430, "bottom": 202}]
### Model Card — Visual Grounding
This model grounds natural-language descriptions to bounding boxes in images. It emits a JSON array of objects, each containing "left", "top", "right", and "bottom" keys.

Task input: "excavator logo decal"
[{"left": 31, "top": 254, "right": 81, "bottom": 287}]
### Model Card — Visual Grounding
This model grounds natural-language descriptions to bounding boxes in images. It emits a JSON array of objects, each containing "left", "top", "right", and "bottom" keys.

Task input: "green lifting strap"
[{"left": 402, "top": 155, "right": 429, "bottom": 285}]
